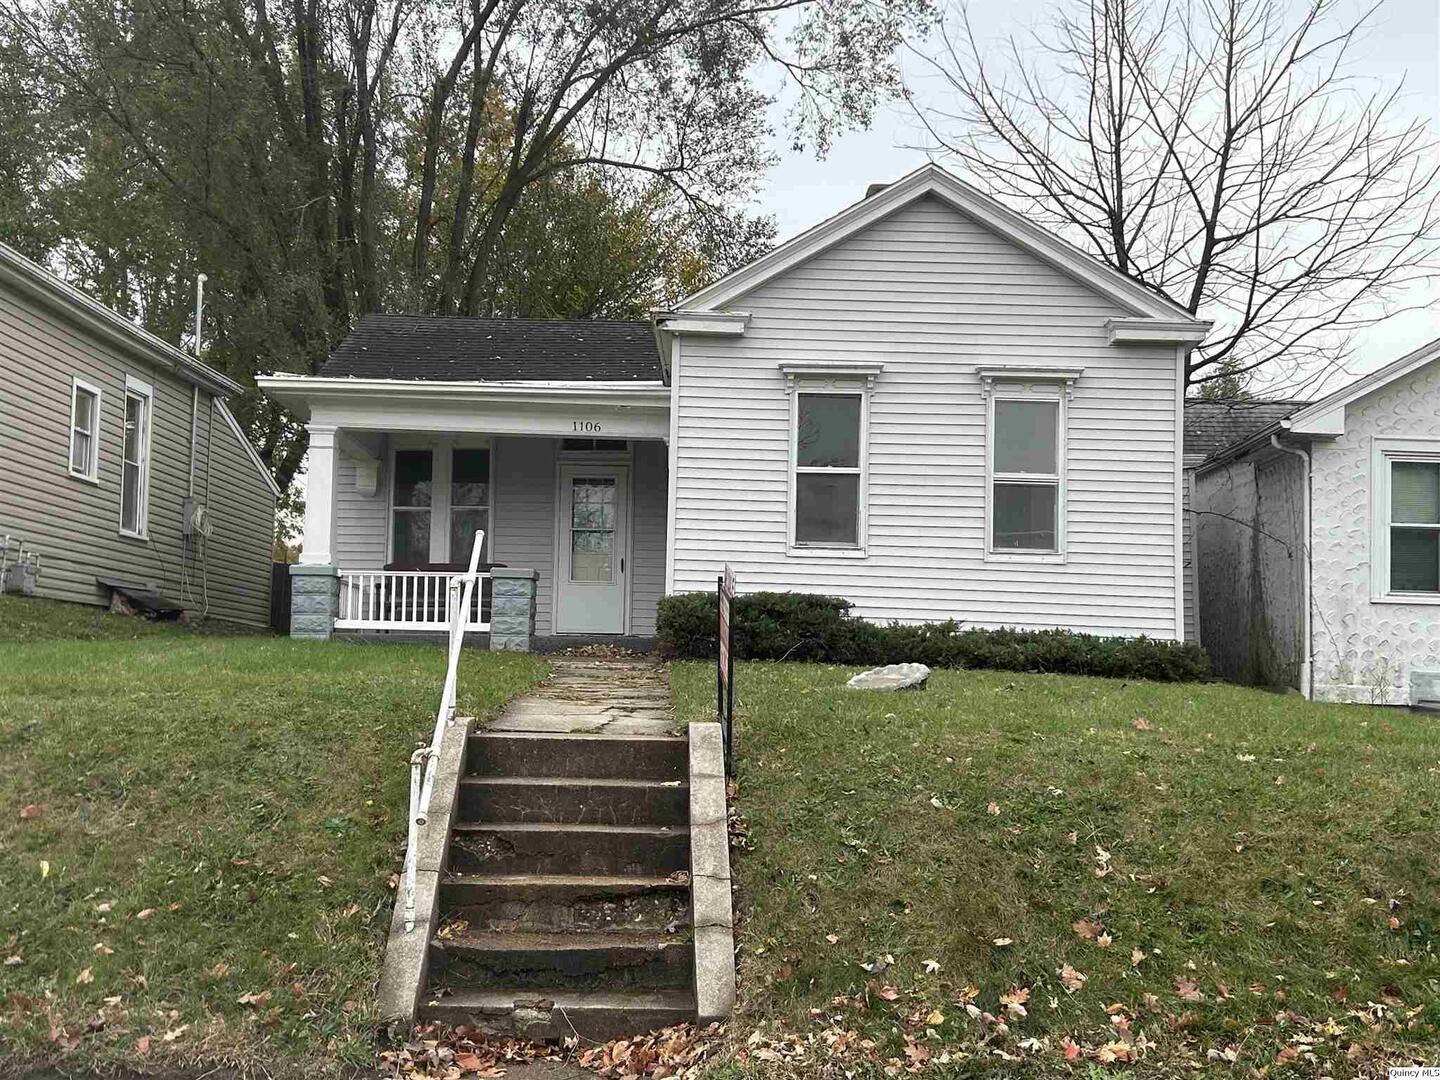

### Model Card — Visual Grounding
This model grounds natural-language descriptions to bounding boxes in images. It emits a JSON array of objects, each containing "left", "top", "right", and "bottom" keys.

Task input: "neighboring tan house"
[
  {"left": 0, "top": 242, "right": 281, "bottom": 627},
  {"left": 1191, "top": 336, "right": 1440, "bottom": 706},
  {"left": 257, "top": 164, "right": 1211, "bottom": 644}
]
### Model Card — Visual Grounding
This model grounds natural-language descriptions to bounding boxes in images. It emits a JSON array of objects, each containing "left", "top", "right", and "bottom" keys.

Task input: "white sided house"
[
  {"left": 258, "top": 164, "right": 1209, "bottom": 647},
  {"left": 1192, "top": 337, "right": 1440, "bottom": 706}
]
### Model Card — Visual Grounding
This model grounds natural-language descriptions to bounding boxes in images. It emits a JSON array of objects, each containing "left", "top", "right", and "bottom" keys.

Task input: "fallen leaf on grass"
[
  {"left": 3, "top": 955, "right": 21, "bottom": 966},
  {"left": 1131, "top": 947, "right": 1146, "bottom": 966},
  {"left": 1072, "top": 919, "right": 1104, "bottom": 941},
  {"left": 135, "top": 1035, "right": 151, "bottom": 1055},
  {"left": 1058, "top": 964, "right": 1087, "bottom": 993},
  {"left": 237, "top": 989, "right": 272, "bottom": 1008},
  {"left": 1132, "top": 717, "right": 1152, "bottom": 731},
  {"left": 1096, "top": 1040, "right": 1133, "bottom": 1063},
  {"left": 1174, "top": 976, "right": 1204, "bottom": 1002},
  {"left": 93, "top": 943, "right": 113, "bottom": 955},
  {"left": 1096, "top": 933, "right": 1113, "bottom": 948},
  {"left": 1000, "top": 987, "right": 1030, "bottom": 1007},
  {"left": 986, "top": 801, "right": 1001, "bottom": 816},
  {"left": 992, "top": 937, "right": 1013, "bottom": 947},
  {"left": 921, "top": 959, "right": 941, "bottom": 974},
  {"left": 19, "top": 804, "right": 43, "bottom": 819},
  {"left": 1061, "top": 1037, "right": 1081, "bottom": 1061},
  {"left": 75, "top": 968, "right": 93, "bottom": 985},
  {"left": 39, "top": 860, "right": 49, "bottom": 880},
  {"left": 875, "top": 985, "right": 900, "bottom": 1001},
  {"left": 161, "top": 1025, "right": 187, "bottom": 1042},
  {"left": 135, "top": 908, "right": 155, "bottom": 921},
  {"left": 1275, "top": 1046, "right": 1299, "bottom": 1065}
]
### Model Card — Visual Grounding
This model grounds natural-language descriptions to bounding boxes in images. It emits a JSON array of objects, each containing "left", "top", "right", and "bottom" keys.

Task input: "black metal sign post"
[{"left": 717, "top": 564, "right": 735, "bottom": 777}]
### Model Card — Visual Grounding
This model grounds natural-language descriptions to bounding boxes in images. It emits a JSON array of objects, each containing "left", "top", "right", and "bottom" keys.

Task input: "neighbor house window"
[
  {"left": 120, "top": 377, "right": 153, "bottom": 537},
  {"left": 792, "top": 391, "right": 864, "bottom": 547},
  {"left": 69, "top": 378, "right": 101, "bottom": 481},
  {"left": 990, "top": 396, "right": 1063, "bottom": 552},
  {"left": 1385, "top": 458, "right": 1440, "bottom": 594},
  {"left": 449, "top": 447, "right": 490, "bottom": 564},
  {"left": 392, "top": 449, "right": 433, "bottom": 564}
]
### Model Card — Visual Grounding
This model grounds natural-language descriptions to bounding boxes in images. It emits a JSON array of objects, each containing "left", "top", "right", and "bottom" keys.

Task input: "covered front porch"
[{"left": 260, "top": 371, "right": 671, "bottom": 647}]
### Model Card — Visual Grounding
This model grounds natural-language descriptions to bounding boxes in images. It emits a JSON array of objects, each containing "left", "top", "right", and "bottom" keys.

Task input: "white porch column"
[{"left": 300, "top": 423, "right": 339, "bottom": 566}]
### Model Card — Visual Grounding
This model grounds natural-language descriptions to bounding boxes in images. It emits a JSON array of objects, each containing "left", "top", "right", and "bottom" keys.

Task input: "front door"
[{"left": 555, "top": 464, "right": 628, "bottom": 634}]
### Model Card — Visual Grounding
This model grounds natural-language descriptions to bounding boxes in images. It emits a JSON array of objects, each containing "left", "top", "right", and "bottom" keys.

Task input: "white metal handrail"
[{"left": 403, "top": 530, "right": 485, "bottom": 932}]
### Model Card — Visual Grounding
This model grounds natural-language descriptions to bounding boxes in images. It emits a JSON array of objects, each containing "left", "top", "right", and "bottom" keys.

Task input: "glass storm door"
[{"left": 555, "top": 464, "right": 628, "bottom": 634}]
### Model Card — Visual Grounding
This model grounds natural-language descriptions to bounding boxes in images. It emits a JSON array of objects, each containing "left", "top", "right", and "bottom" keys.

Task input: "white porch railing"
[
  {"left": 402, "top": 531, "right": 486, "bottom": 933},
  {"left": 336, "top": 568, "right": 491, "bottom": 631}
]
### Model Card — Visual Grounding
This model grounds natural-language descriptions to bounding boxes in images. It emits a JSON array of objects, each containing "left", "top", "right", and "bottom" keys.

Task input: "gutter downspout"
[
  {"left": 189, "top": 274, "right": 207, "bottom": 496},
  {"left": 1271, "top": 433, "right": 1312, "bottom": 698}
]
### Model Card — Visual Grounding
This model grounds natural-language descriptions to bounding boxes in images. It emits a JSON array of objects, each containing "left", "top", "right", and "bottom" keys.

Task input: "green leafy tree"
[{"left": 0, "top": 0, "right": 933, "bottom": 489}]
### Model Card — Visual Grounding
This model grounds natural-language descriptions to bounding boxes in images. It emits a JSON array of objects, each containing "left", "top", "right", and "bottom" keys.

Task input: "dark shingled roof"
[
  {"left": 1184, "top": 399, "right": 1307, "bottom": 462},
  {"left": 318, "top": 314, "right": 663, "bottom": 382}
]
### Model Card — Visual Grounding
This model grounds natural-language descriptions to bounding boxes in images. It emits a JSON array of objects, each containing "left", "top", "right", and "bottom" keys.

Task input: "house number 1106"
[{"left": 573, "top": 420, "right": 602, "bottom": 432}]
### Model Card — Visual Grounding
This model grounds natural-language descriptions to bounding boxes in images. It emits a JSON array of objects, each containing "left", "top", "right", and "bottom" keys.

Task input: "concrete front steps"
[{"left": 419, "top": 723, "right": 697, "bottom": 1040}]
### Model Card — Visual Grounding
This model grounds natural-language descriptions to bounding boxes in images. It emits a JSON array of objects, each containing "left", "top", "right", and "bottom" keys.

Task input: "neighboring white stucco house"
[
  {"left": 1192, "top": 337, "right": 1440, "bottom": 706},
  {"left": 257, "top": 164, "right": 1210, "bottom": 645}
]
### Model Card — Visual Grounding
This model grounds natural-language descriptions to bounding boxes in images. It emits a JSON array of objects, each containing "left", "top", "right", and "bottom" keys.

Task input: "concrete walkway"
[{"left": 486, "top": 656, "right": 678, "bottom": 737}]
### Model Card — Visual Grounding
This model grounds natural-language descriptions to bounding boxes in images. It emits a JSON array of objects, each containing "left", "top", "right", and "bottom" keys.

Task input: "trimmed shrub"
[{"left": 655, "top": 590, "right": 1210, "bottom": 682}]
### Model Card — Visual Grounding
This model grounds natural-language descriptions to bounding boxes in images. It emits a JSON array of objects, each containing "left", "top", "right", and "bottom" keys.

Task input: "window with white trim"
[
  {"left": 989, "top": 395, "right": 1063, "bottom": 552},
  {"left": 120, "top": 377, "right": 153, "bottom": 537},
  {"left": 1383, "top": 456, "right": 1440, "bottom": 594},
  {"left": 792, "top": 390, "right": 864, "bottom": 547},
  {"left": 69, "top": 378, "right": 101, "bottom": 481}
]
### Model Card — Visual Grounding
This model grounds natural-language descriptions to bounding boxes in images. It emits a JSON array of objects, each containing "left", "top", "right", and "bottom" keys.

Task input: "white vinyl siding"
[{"left": 670, "top": 194, "right": 1182, "bottom": 636}]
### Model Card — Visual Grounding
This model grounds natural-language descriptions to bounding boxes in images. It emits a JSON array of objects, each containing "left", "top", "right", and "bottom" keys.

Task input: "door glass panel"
[
  {"left": 1392, "top": 462, "right": 1440, "bottom": 523},
  {"left": 1391, "top": 527, "right": 1440, "bottom": 592},
  {"left": 796, "top": 394, "right": 860, "bottom": 468},
  {"left": 394, "top": 450, "right": 433, "bottom": 507},
  {"left": 570, "top": 477, "right": 616, "bottom": 582},
  {"left": 994, "top": 400, "right": 1058, "bottom": 474},
  {"left": 993, "top": 482, "right": 1058, "bottom": 550},
  {"left": 795, "top": 473, "right": 859, "bottom": 544}
]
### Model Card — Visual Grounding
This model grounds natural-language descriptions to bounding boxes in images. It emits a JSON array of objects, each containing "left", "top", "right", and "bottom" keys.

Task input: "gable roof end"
[
  {"left": 670, "top": 163, "right": 1211, "bottom": 341},
  {"left": 1283, "top": 336, "right": 1440, "bottom": 436}
]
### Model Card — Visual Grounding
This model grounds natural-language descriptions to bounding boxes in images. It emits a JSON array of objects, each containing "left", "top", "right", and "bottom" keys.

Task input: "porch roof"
[{"left": 318, "top": 314, "right": 663, "bottom": 382}]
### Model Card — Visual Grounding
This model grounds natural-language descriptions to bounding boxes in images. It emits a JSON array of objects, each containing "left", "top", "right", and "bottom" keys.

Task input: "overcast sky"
[{"left": 752, "top": 0, "right": 1440, "bottom": 384}]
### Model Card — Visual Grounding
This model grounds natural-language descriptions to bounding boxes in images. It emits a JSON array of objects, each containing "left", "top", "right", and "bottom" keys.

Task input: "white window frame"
[
  {"left": 786, "top": 379, "right": 871, "bottom": 556},
  {"left": 984, "top": 377, "right": 1072, "bottom": 562},
  {"left": 119, "top": 375, "right": 154, "bottom": 539},
  {"left": 386, "top": 439, "right": 495, "bottom": 565},
  {"left": 1369, "top": 437, "right": 1440, "bottom": 604},
  {"left": 69, "top": 377, "right": 102, "bottom": 483}
]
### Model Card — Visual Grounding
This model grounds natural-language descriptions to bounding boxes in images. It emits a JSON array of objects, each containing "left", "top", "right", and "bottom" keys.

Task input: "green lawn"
[
  {"left": 0, "top": 596, "right": 547, "bottom": 1075},
  {"left": 672, "top": 661, "right": 1440, "bottom": 1077}
]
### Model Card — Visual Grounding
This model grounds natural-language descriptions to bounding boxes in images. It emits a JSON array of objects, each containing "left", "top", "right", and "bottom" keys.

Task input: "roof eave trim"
[
  {"left": 673, "top": 163, "right": 1205, "bottom": 324},
  {"left": 1283, "top": 335, "right": 1440, "bottom": 437},
  {"left": 0, "top": 242, "right": 243, "bottom": 397},
  {"left": 1195, "top": 421, "right": 1303, "bottom": 473},
  {"left": 652, "top": 310, "right": 749, "bottom": 336},
  {"left": 1107, "top": 318, "right": 1211, "bottom": 345}
]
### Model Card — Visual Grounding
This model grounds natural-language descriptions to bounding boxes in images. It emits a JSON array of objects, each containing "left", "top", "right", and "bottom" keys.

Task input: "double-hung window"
[
  {"left": 989, "top": 393, "right": 1065, "bottom": 554},
  {"left": 792, "top": 390, "right": 865, "bottom": 548},
  {"left": 69, "top": 378, "right": 101, "bottom": 481},
  {"left": 391, "top": 449, "right": 434, "bottom": 565},
  {"left": 120, "top": 376, "right": 153, "bottom": 537},
  {"left": 390, "top": 445, "right": 492, "bottom": 565},
  {"left": 1375, "top": 445, "right": 1440, "bottom": 598},
  {"left": 448, "top": 447, "right": 491, "bottom": 564}
]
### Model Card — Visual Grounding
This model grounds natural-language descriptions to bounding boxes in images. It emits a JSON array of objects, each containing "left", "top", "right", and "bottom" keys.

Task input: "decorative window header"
[
  {"left": 976, "top": 365, "right": 1084, "bottom": 400},
  {"left": 778, "top": 360, "right": 884, "bottom": 393}
]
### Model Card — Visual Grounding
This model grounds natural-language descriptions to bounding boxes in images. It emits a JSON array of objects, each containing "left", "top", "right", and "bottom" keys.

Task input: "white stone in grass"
[{"left": 845, "top": 663, "right": 930, "bottom": 691}]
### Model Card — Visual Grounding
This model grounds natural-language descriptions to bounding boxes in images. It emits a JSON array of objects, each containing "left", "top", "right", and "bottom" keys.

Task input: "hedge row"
[{"left": 656, "top": 591, "right": 1210, "bottom": 682}]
